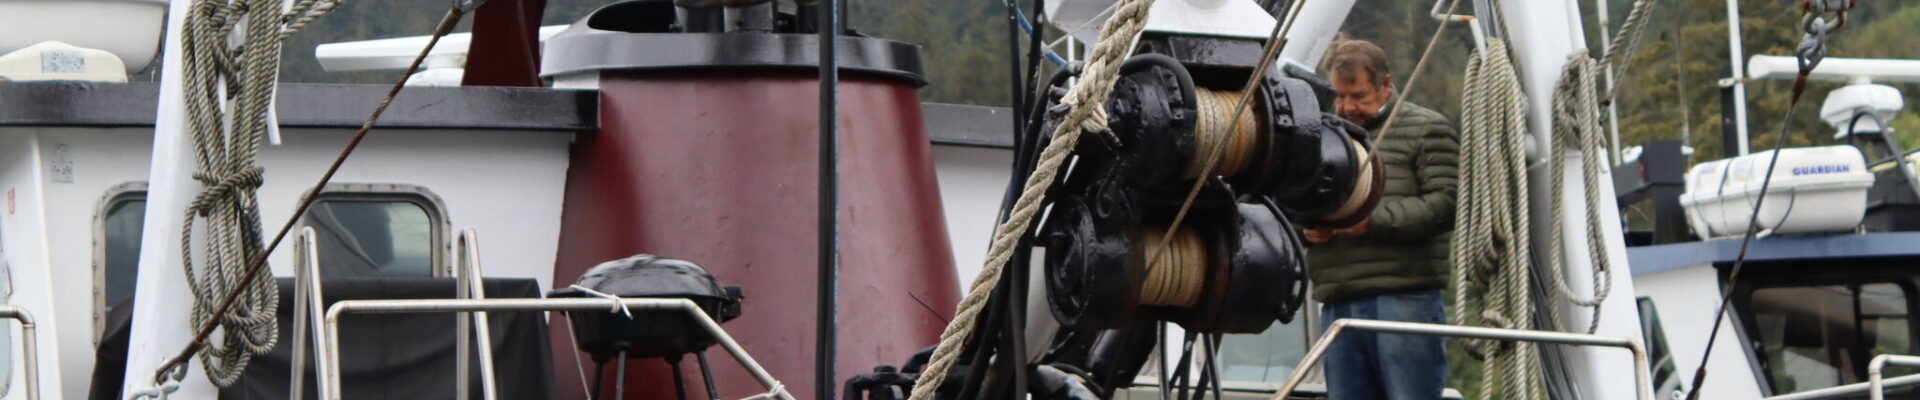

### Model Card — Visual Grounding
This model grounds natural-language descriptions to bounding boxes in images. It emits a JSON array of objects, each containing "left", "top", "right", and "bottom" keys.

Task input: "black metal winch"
[{"left": 1036, "top": 34, "right": 1381, "bottom": 334}]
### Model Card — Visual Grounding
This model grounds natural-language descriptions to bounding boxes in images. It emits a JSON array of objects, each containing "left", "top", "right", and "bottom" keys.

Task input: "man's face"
[{"left": 1331, "top": 72, "right": 1392, "bottom": 124}]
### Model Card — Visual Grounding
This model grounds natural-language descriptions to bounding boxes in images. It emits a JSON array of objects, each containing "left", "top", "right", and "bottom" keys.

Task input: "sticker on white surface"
[
  {"left": 41, "top": 49, "right": 84, "bottom": 73},
  {"left": 49, "top": 143, "right": 74, "bottom": 183}
]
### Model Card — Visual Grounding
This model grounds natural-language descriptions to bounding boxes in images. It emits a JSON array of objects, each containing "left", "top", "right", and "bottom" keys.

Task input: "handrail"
[
  {"left": 1870, "top": 354, "right": 1920, "bottom": 400},
  {"left": 320, "top": 298, "right": 794, "bottom": 400},
  {"left": 0, "top": 306, "right": 38, "bottom": 400},
  {"left": 1270, "top": 319, "right": 1651, "bottom": 400},
  {"left": 452, "top": 228, "right": 499, "bottom": 400},
  {"left": 1764, "top": 354, "right": 1920, "bottom": 400},
  {"left": 290, "top": 228, "right": 329, "bottom": 400}
]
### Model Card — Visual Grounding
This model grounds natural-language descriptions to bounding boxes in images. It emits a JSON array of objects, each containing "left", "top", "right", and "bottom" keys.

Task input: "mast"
[
  {"left": 1493, "top": 1, "right": 1643, "bottom": 399},
  {"left": 1726, "top": 0, "right": 1751, "bottom": 155},
  {"left": 118, "top": 0, "right": 218, "bottom": 396}
]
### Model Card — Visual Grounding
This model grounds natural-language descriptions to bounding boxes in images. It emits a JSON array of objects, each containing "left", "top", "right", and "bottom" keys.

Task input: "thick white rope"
[
  {"left": 905, "top": 0, "right": 1158, "bottom": 397},
  {"left": 178, "top": 0, "right": 338, "bottom": 386}
]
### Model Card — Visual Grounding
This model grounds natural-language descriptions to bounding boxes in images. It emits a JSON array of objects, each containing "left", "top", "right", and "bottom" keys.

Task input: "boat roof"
[{"left": 1628, "top": 231, "right": 1920, "bottom": 276}]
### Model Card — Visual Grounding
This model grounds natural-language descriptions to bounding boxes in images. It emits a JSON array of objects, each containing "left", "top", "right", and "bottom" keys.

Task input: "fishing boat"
[{"left": 0, "top": 0, "right": 1894, "bottom": 399}]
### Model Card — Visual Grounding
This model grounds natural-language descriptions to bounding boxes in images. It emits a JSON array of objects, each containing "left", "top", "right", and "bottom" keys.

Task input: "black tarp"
[{"left": 92, "top": 277, "right": 557, "bottom": 399}]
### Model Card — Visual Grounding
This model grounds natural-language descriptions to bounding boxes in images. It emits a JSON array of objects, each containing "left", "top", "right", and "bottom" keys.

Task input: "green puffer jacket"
[{"left": 1306, "top": 100, "right": 1460, "bottom": 304}]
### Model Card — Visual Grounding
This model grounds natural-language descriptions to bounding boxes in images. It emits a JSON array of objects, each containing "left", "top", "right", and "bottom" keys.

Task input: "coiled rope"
[
  {"left": 905, "top": 0, "right": 1160, "bottom": 397},
  {"left": 1189, "top": 89, "right": 1260, "bottom": 179},
  {"left": 1541, "top": 54, "right": 1614, "bottom": 335},
  {"left": 1139, "top": 226, "right": 1206, "bottom": 307},
  {"left": 153, "top": 4, "right": 472, "bottom": 388},
  {"left": 177, "top": 0, "right": 339, "bottom": 386},
  {"left": 1451, "top": 37, "right": 1544, "bottom": 400}
]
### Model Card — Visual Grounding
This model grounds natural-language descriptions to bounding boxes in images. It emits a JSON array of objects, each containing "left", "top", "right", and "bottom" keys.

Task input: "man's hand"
[{"left": 1301, "top": 228, "right": 1333, "bottom": 245}]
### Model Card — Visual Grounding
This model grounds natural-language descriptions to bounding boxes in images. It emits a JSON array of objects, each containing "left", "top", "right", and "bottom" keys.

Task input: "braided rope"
[
  {"left": 905, "top": 0, "right": 1156, "bottom": 397},
  {"left": 1542, "top": 54, "right": 1615, "bottom": 335},
  {"left": 1452, "top": 38, "right": 1543, "bottom": 399},
  {"left": 178, "top": 0, "right": 338, "bottom": 386}
]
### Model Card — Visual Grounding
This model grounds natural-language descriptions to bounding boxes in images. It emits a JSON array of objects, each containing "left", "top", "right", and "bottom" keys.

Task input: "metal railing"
[
  {"left": 1271, "top": 319, "right": 1651, "bottom": 400},
  {"left": 1870, "top": 354, "right": 1920, "bottom": 400},
  {"left": 289, "top": 228, "right": 329, "bottom": 400},
  {"left": 1762, "top": 354, "right": 1920, "bottom": 399},
  {"left": 451, "top": 229, "right": 498, "bottom": 400},
  {"left": 0, "top": 306, "right": 37, "bottom": 400},
  {"left": 290, "top": 227, "right": 503, "bottom": 400},
  {"left": 320, "top": 298, "right": 793, "bottom": 400}
]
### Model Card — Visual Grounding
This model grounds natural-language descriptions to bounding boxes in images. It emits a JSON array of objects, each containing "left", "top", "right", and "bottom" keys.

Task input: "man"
[{"left": 1303, "top": 39, "right": 1459, "bottom": 400}]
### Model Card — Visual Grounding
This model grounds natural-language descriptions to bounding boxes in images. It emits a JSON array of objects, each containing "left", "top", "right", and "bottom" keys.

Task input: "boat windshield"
[{"left": 1740, "top": 278, "right": 1918, "bottom": 394}]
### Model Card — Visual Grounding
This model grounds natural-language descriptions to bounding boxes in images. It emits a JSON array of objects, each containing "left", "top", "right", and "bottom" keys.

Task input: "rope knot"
[{"left": 189, "top": 167, "right": 265, "bottom": 211}]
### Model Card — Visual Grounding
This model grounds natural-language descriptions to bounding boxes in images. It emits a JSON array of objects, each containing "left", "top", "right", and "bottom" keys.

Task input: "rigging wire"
[
  {"left": 1683, "top": 2, "right": 1854, "bottom": 399},
  {"left": 153, "top": 4, "right": 475, "bottom": 387}
]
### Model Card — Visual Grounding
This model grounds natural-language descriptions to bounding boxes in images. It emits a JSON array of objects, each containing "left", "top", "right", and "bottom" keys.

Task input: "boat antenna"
[
  {"left": 152, "top": 1, "right": 485, "bottom": 387},
  {"left": 1682, "top": 1, "right": 1854, "bottom": 398}
]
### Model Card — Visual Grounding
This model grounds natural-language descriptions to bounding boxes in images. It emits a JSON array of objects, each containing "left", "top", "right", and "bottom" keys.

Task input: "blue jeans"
[{"left": 1320, "top": 289, "right": 1447, "bottom": 400}]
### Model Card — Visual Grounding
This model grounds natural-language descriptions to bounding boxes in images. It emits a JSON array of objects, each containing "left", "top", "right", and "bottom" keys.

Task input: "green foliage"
[{"left": 1615, "top": 0, "right": 1920, "bottom": 163}]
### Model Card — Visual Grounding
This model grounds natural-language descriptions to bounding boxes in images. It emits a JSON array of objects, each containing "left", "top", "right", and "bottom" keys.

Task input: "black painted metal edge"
[
  {"left": 0, "top": 82, "right": 595, "bottom": 132},
  {"left": 920, "top": 103, "right": 1015, "bottom": 149},
  {"left": 0, "top": 82, "right": 1016, "bottom": 149},
  {"left": 540, "top": 31, "right": 927, "bottom": 86}
]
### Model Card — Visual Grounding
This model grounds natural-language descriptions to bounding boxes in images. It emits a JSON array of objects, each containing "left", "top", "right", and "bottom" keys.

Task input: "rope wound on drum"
[{"left": 904, "top": 0, "right": 1163, "bottom": 396}]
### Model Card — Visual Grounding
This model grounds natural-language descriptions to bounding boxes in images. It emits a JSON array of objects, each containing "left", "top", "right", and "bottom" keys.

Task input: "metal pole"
[
  {"left": 815, "top": 0, "right": 840, "bottom": 398},
  {"left": 459, "top": 229, "right": 500, "bottom": 400},
  {"left": 1593, "top": 0, "right": 1624, "bottom": 165},
  {"left": 322, "top": 298, "right": 794, "bottom": 400},
  {"left": 0, "top": 306, "right": 38, "bottom": 400},
  {"left": 291, "top": 229, "right": 322, "bottom": 400},
  {"left": 697, "top": 352, "right": 720, "bottom": 400},
  {"left": 1269, "top": 319, "right": 1651, "bottom": 400},
  {"left": 614, "top": 348, "right": 628, "bottom": 400},
  {"left": 1726, "top": 0, "right": 1751, "bottom": 155},
  {"left": 456, "top": 243, "right": 472, "bottom": 400}
]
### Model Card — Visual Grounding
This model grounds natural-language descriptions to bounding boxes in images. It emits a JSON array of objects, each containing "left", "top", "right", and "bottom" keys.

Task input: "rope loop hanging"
[
  {"left": 177, "top": 0, "right": 341, "bottom": 386},
  {"left": 1451, "top": 37, "right": 1544, "bottom": 400}
]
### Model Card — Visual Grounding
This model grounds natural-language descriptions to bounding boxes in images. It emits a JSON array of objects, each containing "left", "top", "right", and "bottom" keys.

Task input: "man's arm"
[{"left": 1362, "top": 118, "right": 1460, "bottom": 243}]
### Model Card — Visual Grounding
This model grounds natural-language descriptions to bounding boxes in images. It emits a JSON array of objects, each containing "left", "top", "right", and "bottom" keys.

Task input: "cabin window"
[
  {"left": 1215, "top": 320, "right": 1311, "bottom": 385},
  {"left": 95, "top": 184, "right": 448, "bottom": 342},
  {"left": 1744, "top": 281, "right": 1914, "bottom": 394},
  {"left": 299, "top": 190, "right": 446, "bottom": 278},
  {"left": 1636, "top": 297, "right": 1683, "bottom": 397},
  {"left": 94, "top": 184, "right": 146, "bottom": 343}
]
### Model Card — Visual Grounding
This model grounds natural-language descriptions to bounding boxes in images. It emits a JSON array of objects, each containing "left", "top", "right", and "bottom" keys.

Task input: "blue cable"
[{"left": 1011, "top": 6, "right": 1070, "bottom": 66}]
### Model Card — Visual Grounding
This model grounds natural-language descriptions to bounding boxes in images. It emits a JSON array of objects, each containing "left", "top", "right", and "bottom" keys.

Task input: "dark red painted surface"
[
  {"left": 461, "top": 0, "right": 545, "bottom": 87},
  {"left": 551, "top": 70, "right": 960, "bottom": 399}
]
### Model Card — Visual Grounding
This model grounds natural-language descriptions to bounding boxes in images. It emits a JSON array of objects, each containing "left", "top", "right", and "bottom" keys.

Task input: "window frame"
[
  {"left": 299, "top": 183, "right": 453, "bottom": 277},
  {"left": 91, "top": 182, "right": 146, "bottom": 345},
  {"left": 91, "top": 182, "right": 453, "bottom": 344},
  {"left": 1728, "top": 260, "right": 1920, "bottom": 396}
]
